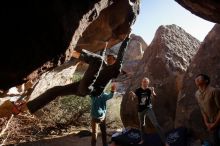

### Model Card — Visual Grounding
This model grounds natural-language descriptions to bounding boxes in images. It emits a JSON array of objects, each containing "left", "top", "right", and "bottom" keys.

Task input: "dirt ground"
[
  {"left": 15, "top": 131, "right": 113, "bottom": 146},
  {"left": 16, "top": 135, "right": 104, "bottom": 146}
]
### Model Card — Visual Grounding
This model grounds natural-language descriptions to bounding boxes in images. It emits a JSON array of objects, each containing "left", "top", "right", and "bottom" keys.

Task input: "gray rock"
[{"left": 29, "top": 62, "right": 78, "bottom": 101}]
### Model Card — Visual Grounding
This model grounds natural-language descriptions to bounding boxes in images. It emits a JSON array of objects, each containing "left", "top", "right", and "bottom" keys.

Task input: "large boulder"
[
  {"left": 0, "top": 0, "right": 139, "bottom": 91},
  {"left": 175, "top": 24, "right": 220, "bottom": 139},
  {"left": 29, "top": 62, "right": 79, "bottom": 101},
  {"left": 175, "top": 0, "right": 220, "bottom": 23},
  {"left": 76, "top": 0, "right": 140, "bottom": 52},
  {"left": 121, "top": 24, "right": 200, "bottom": 132}
]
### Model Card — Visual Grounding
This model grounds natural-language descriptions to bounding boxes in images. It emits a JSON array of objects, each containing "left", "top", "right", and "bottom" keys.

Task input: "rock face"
[
  {"left": 107, "top": 34, "right": 147, "bottom": 75},
  {"left": 106, "top": 34, "right": 147, "bottom": 93},
  {"left": 123, "top": 34, "right": 147, "bottom": 61},
  {"left": 76, "top": 0, "right": 140, "bottom": 52},
  {"left": 175, "top": 0, "right": 220, "bottom": 23},
  {"left": 175, "top": 24, "right": 220, "bottom": 139},
  {"left": 29, "top": 62, "right": 79, "bottom": 101},
  {"left": 121, "top": 24, "right": 200, "bottom": 132},
  {"left": 0, "top": 0, "right": 139, "bottom": 91},
  {"left": 123, "top": 34, "right": 147, "bottom": 76}
]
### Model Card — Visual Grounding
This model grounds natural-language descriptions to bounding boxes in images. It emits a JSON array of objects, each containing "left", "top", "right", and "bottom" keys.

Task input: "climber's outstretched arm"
[
  {"left": 72, "top": 49, "right": 103, "bottom": 66},
  {"left": 115, "top": 35, "right": 131, "bottom": 65}
]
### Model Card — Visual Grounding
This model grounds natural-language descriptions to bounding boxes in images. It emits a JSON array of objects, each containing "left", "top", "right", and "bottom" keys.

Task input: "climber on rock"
[{"left": 0, "top": 33, "right": 131, "bottom": 118}]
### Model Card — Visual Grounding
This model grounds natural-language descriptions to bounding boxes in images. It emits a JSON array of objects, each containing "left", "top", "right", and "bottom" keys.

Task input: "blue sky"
[{"left": 132, "top": 0, "right": 215, "bottom": 44}]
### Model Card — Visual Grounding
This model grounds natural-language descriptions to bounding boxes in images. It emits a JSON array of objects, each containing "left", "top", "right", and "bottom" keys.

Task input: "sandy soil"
[
  {"left": 16, "top": 131, "right": 112, "bottom": 146},
  {"left": 17, "top": 135, "right": 104, "bottom": 146}
]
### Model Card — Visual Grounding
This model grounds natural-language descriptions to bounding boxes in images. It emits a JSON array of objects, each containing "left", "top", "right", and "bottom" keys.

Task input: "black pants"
[
  {"left": 91, "top": 117, "right": 107, "bottom": 146},
  {"left": 27, "top": 50, "right": 103, "bottom": 113},
  {"left": 213, "top": 126, "right": 220, "bottom": 146}
]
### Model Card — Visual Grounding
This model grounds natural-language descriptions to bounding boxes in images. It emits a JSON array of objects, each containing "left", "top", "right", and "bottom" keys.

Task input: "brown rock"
[
  {"left": 29, "top": 62, "right": 79, "bottom": 101},
  {"left": 175, "top": 24, "right": 220, "bottom": 139},
  {"left": 0, "top": 0, "right": 139, "bottom": 90},
  {"left": 130, "top": 34, "right": 148, "bottom": 52},
  {"left": 124, "top": 34, "right": 147, "bottom": 61},
  {"left": 121, "top": 24, "right": 200, "bottom": 132},
  {"left": 175, "top": 0, "right": 220, "bottom": 23},
  {"left": 76, "top": 0, "right": 140, "bottom": 52},
  {"left": 107, "top": 34, "right": 147, "bottom": 75}
]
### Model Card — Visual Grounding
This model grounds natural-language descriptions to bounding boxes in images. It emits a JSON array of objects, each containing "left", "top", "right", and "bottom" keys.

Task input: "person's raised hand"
[
  {"left": 129, "top": 91, "right": 136, "bottom": 101},
  {"left": 149, "top": 87, "right": 157, "bottom": 96},
  {"left": 71, "top": 50, "right": 81, "bottom": 59},
  {"left": 111, "top": 84, "right": 116, "bottom": 93}
]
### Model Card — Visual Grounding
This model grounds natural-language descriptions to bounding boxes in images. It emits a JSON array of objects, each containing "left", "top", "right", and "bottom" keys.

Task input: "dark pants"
[
  {"left": 202, "top": 126, "right": 220, "bottom": 146},
  {"left": 91, "top": 117, "right": 107, "bottom": 146},
  {"left": 27, "top": 50, "right": 103, "bottom": 113},
  {"left": 138, "top": 108, "right": 166, "bottom": 144},
  {"left": 213, "top": 126, "right": 220, "bottom": 146}
]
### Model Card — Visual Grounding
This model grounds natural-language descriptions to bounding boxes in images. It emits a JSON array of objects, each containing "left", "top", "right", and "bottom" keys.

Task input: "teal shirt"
[{"left": 91, "top": 92, "right": 114, "bottom": 119}]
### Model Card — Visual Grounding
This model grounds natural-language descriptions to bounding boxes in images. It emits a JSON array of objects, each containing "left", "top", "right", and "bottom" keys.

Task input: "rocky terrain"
[
  {"left": 121, "top": 24, "right": 200, "bottom": 132},
  {"left": 0, "top": 0, "right": 139, "bottom": 91},
  {"left": 175, "top": 24, "right": 220, "bottom": 139},
  {"left": 1, "top": 0, "right": 220, "bottom": 145}
]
